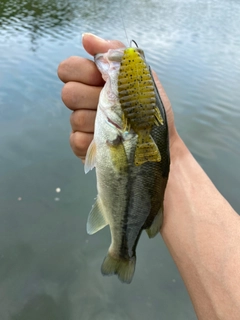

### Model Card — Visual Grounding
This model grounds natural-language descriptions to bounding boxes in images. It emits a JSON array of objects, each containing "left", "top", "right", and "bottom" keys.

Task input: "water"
[{"left": 0, "top": 0, "right": 240, "bottom": 319}]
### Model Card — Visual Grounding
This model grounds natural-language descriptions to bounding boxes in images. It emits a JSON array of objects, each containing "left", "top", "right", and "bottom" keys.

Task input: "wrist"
[{"left": 169, "top": 129, "right": 190, "bottom": 165}]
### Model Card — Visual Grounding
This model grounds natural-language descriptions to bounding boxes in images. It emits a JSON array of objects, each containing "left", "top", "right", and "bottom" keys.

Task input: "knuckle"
[
  {"left": 57, "top": 60, "right": 65, "bottom": 79},
  {"left": 61, "top": 82, "right": 74, "bottom": 106},
  {"left": 70, "top": 110, "right": 86, "bottom": 130},
  {"left": 69, "top": 112, "right": 76, "bottom": 128},
  {"left": 70, "top": 132, "right": 87, "bottom": 156},
  {"left": 57, "top": 56, "right": 77, "bottom": 80}
]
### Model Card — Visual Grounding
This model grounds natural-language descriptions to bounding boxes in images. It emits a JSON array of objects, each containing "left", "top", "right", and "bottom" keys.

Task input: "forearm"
[{"left": 161, "top": 135, "right": 240, "bottom": 319}]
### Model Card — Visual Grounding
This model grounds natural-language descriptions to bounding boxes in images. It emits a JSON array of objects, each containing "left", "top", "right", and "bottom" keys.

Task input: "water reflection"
[
  {"left": 12, "top": 293, "right": 70, "bottom": 320},
  {"left": 0, "top": 0, "right": 79, "bottom": 50},
  {"left": 0, "top": 0, "right": 78, "bottom": 29}
]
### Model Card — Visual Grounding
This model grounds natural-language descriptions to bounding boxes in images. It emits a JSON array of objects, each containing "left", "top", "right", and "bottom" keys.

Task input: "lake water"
[{"left": 1, "top": 0, "right": 240, "bottom": 319}]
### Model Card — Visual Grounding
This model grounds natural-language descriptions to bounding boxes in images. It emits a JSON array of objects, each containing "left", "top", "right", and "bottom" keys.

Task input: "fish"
[{"left": 84, "top": 44, "right": 170, "bottom": 284}]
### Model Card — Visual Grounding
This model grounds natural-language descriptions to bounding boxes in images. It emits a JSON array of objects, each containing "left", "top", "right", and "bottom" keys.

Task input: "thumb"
[{"left": 82, "top": 33, "right": 125, "bottom": 56}]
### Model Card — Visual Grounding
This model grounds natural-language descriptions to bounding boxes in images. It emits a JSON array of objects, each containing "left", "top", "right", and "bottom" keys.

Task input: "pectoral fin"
[
  {"left": 84, "top": 139, "right": 96, "bottom": 174},
  {"left": 87, "top": 198, "right": 108, "bottom": 235}
]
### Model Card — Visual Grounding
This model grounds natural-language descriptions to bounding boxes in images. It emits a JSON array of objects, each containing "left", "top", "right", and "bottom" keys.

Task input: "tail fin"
[
  {"left": 135, "top": 133, "right": 161, "bottom": 166},
  {"left": 101, "top": 253, "right": 136, "bottom": 284}
]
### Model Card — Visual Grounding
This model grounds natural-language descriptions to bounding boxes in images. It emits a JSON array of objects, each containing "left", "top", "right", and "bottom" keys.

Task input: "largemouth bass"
[{"left": 84, "top": 45, "right": 170, "bottom": 284}]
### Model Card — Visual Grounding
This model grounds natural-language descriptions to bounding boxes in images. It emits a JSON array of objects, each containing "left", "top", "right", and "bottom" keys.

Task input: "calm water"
[{"left": 1, "top": 0, "right": 240, "bottom": 319}]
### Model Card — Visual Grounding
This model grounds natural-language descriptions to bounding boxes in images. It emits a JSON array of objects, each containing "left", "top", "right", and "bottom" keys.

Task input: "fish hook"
[{"left": 130, "top": 39, "right": 138, "bottom": 48}]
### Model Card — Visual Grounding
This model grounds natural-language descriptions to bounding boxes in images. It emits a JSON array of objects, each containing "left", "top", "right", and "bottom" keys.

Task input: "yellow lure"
[{"left": 118, "top": 47, "right": 163, "bottom": 165}]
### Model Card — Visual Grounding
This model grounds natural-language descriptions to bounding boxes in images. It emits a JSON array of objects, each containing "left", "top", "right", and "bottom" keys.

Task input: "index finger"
[
  {"left": 57, "top": 35, "right": 125, "bottom": 85},
  {"left": 82, "top": 33, "right": 125, "bottom": 56},
  {"left": 57, "top": 56, "right": 104, "bottom": 85}
]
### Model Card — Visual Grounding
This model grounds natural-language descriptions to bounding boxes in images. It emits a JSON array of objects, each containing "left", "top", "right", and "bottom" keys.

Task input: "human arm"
[
  {"left": 57, "top": 33, "right": 240, "bottom": 319},
  {"left": 162, "top": 136, "right": 240, "bottom": 319}
]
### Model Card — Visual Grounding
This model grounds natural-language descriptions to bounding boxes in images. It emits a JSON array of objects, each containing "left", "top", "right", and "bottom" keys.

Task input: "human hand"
[{"left": 57, "top": 33, "right": 177, "bottom": 161}]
